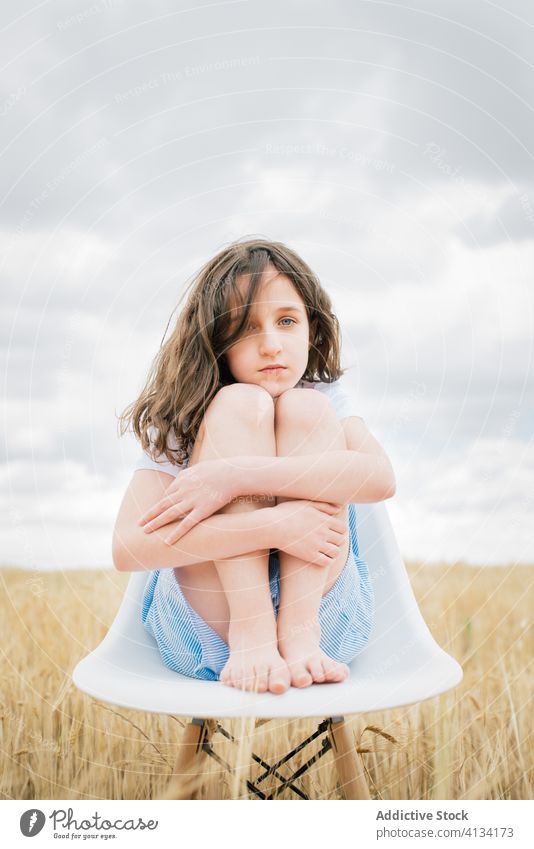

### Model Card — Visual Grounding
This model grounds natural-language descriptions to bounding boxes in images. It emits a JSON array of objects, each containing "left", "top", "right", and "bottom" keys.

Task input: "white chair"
[{"left": 73, "top": 502, "right": 462, "bottom": 799}]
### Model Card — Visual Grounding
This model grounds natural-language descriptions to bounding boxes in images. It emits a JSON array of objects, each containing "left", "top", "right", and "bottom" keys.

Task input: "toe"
[
  {"left": 244, "top": 665, "right": 264, "bottom": 692},
  {"left": 254, "top": 665, "right": 269, "bottom": 693},
  {"left": 269, "top": 665, "right": 290, "bottom": 694},
  {"left": 308, "top": 657, "right": 326, "bottom": 683},
  {"left": 241, "top": 667, "right": 255, "bottom": 691},
  {"left": 322, "top": 657, "right": 341, "bottom": 682},
  {"left": 244, "top": 676, "right": 257, "bottom": 692},
  {"left": 331, "top": 660, "right": 350, "bottom": 682},
  {"left": 220, "top": 665, "right": 232, "bottom": 686},
  {"left": 289, "top": 662, "right": 313, "bottom": 688},
  {"left": 230, "top": 665, "right": 244, "bottom": 690}
]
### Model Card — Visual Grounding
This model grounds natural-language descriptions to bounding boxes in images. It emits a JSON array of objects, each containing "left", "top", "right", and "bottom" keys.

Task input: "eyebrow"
[
  {"left": 273, "top": 305, "right": 305, "bottom": 313},
  {"left": 229, "top": 305, "right": 305, "bottom": 323},
  {"left": 243, "top": 305, "right": 305, "bottom": 316}
]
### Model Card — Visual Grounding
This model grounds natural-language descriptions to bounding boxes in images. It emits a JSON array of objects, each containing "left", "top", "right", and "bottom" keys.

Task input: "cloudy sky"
[{"left": 1, "top": 0, "right": 533, "bottom": 570}]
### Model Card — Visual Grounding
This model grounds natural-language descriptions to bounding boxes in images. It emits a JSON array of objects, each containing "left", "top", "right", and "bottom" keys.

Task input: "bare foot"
[
  {"left": 277, "top": 617, "right": 350, "bottom": 688},
  {"left": 220, "top": 620, "right": 291, "bottom": 695}
]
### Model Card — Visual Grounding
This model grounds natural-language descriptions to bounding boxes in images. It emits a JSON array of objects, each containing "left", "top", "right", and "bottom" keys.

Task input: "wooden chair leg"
[
  {"left": 161, "top": 718, "right": 215, "bottom": 800},
  {"left": 329, "top": 717, "right": 371, "bottom": 800},
  {"left": 162, "top": 716, "right": 370, "bottom": 800}
]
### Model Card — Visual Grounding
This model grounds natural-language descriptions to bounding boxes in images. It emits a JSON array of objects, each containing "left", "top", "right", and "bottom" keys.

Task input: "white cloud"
[{"left": 389, "top": 437, "right": 534, "bottom": 565}]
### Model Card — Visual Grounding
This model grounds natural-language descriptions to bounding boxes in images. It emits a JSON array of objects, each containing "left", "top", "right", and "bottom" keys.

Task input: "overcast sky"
[{"left": 1, "top": 0, "right": 533, "bottom": 570}]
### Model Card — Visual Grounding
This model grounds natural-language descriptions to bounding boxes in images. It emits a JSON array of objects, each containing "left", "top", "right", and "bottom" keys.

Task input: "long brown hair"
[{"left": 118, "top": 237, "right": 346, "bottom": 467}]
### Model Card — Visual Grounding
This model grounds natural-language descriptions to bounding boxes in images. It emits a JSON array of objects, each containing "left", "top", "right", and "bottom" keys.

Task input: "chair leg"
[
  {"left": 161, "top": 718, "right": 216, "bottom": 800},
  {"left": 162, "top": 716, "right": 371, "bottom": 800},
  {"left": 328, "top": 716, "right": 371, "bottom": 800}
]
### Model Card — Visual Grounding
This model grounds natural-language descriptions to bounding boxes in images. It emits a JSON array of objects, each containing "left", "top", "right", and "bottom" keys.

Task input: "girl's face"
[{"left": 224, "top": 265, "right": 313, "bottom": 398}]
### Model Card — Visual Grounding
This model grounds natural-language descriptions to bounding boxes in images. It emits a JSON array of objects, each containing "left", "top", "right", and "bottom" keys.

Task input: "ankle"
[
  {"left": 277, "top": 605, "right": 320, "bottom": 626},
  {"left": 228, "top": 612, "right": 277, "bottom": 636},
  {"left": 278, "top": 615, "right": 321, "bottom": 644}
]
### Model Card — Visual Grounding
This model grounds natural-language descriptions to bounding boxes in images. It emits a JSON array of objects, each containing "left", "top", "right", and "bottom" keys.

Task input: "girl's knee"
[
  {"left": 275, "top": 388, "right": 344, "bottom": 435},
  {"left": 206, "top": 382, "right": 274, "bottom": 426}
]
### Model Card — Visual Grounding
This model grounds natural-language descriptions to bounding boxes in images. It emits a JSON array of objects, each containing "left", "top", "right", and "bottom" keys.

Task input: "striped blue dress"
[{"left": 141, "top": 502, "right": 374, "bottom": 681}]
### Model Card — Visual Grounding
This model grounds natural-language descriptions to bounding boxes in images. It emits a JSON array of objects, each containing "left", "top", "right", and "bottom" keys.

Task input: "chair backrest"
[
  {"left": 357, "top": 501, "right": 437, "bottom": 648},
  {"left": 353, "top": 500, "right": 449, "bottom": 674}
]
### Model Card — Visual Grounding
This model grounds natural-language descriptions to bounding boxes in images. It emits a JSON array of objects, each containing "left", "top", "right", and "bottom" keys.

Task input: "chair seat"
[
  {"left": 73, "top": 632, "right": 462, "bottom": 719},
  {"left": 73, "top": 502, "right": 463, "bottom": 719}
]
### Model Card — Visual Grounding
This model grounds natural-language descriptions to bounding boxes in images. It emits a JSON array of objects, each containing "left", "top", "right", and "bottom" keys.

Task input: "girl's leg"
[
  {"left": 177, "top": 383, "right": 291, "bottom": 695},
  {"left": 274, "top": 388, "right": 351, "bottom": 688}
]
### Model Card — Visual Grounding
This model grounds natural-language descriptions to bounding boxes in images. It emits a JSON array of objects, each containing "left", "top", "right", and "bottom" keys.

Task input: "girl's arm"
[
  {"left": 112, "top": 470, "right": 275, "bottom": 572},
  {"left": 113, "top": 470, "right": 345, "bottom": 572},
  {"left": 229, "top": 417, "right": 396, "bottom": 505}
]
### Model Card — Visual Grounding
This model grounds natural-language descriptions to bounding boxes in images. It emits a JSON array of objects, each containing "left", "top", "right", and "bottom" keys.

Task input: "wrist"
[
  {"left": 227, "top": 464, "right": 246, "bottom": 500},
  {"left": 225, "top": 454, "right": 277, "bottom": 500},
  {"left": 223, "top": 455, "right": 261, "bottom": 499}
]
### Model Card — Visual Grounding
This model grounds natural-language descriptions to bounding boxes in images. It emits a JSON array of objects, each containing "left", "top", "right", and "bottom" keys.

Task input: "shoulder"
[{"left": 133, "top": 424, "right": 189, "bottom": 477}]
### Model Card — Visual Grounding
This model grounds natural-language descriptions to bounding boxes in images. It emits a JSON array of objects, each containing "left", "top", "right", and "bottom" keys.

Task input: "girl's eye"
[{"left": 245, "top": 318, "right": 296, "bottom": 331}]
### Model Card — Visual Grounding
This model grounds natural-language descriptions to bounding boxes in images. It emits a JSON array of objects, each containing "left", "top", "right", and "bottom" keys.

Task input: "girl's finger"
[
  {"left": 138, "top": 500, "right": 170, "bottom": 525},
  {"left": 142, "top": 506, "right": 189, "bottom": 533},
  {"left": 164, "top": 512, "right": 198, "bottom": 545},
  {"left": 316, "top": 552, "right": 332, "bottom": 566}
]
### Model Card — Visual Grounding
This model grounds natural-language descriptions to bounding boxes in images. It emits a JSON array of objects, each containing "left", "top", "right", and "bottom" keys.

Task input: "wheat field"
[{"left": 1, "top": 563, "right": 532, "bottom": 800}]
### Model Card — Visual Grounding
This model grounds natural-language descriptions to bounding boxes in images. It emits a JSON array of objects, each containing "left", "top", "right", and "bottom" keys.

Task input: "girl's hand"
[
  {"left": 137, "top": 459, "right": 237, "bottom": 544},
  {"left": 270, "top": 500, "right": 348, "bottom": 567}
]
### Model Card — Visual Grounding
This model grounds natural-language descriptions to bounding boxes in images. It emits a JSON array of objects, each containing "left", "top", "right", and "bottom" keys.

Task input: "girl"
[{"left": 113, "top": 237, "right": 395, "bottom": 696}]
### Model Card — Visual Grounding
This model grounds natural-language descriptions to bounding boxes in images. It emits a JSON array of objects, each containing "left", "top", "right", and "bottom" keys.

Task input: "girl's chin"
[
  {"left": 254, "top": 377, "right": 290, "bottom": 397},
  {"left": 242, "top": 373, "right": 297, "bottom": 395}
]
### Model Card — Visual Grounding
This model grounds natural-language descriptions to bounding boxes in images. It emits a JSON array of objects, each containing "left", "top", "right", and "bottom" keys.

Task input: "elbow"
[
  {"left": 377, "top": 458, "right": 396, "bottom": 501},
  {"left": 383, "top": 478, "right": 396, "bottom": 500},
  {"left": 347, "top": 457, "right": 396, "bottom": 503},
  {"left": 112, "top": 527, "right": 190, "bottom": 572},
  {"left": 349, "top": 478, "right": 396, "bottom": 503},
  {"left": 112, "top": 547, "right": 128, "bottom": 573},
  {"left": 112, "top": 531, "right": 133, "bottom": 572},
  {"left": 376, "top": 456, "right": 397, "bottom": 501},
  {"left": 112, "top": 524, "right": 151, "bottom": 572},
  {"left": 363, "top": 481, "right": 395, "bottom": 503},
  {"left": 381, "top": 468, "right": 396, "bottom": 500}
]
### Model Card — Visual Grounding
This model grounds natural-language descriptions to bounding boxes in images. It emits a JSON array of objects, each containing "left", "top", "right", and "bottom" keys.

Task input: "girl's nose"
[{"left": 259, "top": 331, "right": 283, "bottom": 355}]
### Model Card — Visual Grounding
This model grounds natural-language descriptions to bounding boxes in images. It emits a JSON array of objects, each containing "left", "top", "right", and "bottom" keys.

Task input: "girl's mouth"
[{"left": 259, "top": 367, "right": 286, "bottom": 374}]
